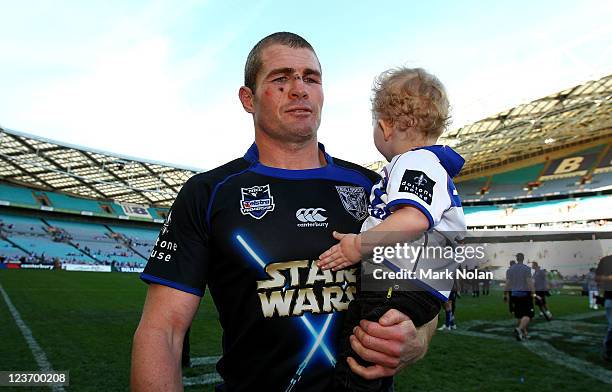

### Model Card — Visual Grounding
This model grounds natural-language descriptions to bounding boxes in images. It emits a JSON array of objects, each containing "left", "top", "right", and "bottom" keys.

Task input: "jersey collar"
[
  {"left": 242, "top": 142, "right": 372, "bottom": 187},
  {"left": 243, "top": 142, "right": 334, "bottom": 166},
  {"left": 413, "top": 145, "right": 465, "bottom": 178}
]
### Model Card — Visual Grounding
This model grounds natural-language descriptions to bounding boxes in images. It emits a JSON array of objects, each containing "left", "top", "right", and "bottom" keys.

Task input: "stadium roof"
[
  {"left": 0, "top": 128, "right": 198, "bottom": 206},
  {"left": 1, "top": 74, "right": 611, "bottom": 206},
  {"left": 439, "top": 74, "right": 612, "bottom": 177},
  {"left": 367, "top": 74, "right": 612, "bottom": 179}
]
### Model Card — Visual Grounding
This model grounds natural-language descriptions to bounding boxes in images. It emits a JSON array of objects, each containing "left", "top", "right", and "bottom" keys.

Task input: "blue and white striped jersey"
[{"left": 361, "top": 145, "right": 467, "bottom": 300}]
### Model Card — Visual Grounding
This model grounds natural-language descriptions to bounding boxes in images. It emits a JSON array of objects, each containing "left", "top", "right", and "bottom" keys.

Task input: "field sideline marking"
[
  {"left": 183, "top": 356, "right": 222, "bottom": 386},
  {"left": 183, "top": 373, "right": 223, "bottom": 386},
  {"left": 0, "top": 284, "right": 66, "bottom": 392},
  {"left": 453, "top": 319, "right": 612, "bottom": 385},
  {"left": 523, "top": 340, "right": 612, "bottom": 385},
  {"left": 191, "top": 355, "right": 221, "bottom": 366}
]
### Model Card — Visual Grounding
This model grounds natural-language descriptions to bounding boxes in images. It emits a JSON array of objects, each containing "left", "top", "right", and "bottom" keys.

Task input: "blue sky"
[{"left": 1, "top": 0, "right": 610, "bottom": 169}]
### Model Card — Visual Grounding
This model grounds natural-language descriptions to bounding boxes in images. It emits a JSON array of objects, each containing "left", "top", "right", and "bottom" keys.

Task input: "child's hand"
[{"left": 317, "top": 231, "right": 361, "bottom": 271}]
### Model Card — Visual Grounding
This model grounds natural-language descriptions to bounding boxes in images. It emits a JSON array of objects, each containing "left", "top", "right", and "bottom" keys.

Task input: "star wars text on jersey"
[{"left": 256, "top": 259, "right": 356, "bottom": 318}]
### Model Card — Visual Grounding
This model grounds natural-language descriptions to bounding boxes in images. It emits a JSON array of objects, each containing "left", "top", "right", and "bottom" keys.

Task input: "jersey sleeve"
[
  {"left": 140, "top": 176, "right": 210, "bottom": 297},
  {"left": 385, "top": 151, "right": 451, "bottom": 229}
]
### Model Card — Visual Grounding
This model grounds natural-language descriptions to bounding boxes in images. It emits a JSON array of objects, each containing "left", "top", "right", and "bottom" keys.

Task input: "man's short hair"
[
  {"left": 244, "top": 32, "right": 318, "bottom": 92},
  {"left": 516, "top": 253, "right": 525, "bottom": 263}
]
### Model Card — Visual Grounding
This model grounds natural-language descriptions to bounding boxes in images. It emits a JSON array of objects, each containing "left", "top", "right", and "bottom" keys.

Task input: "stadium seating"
[
  {"left": 148, "top": 208, "right": 168, "bottom": 221},
  {"left": 46, "top": 219, "right": 146, "bottom": 265},
  {"left": 456, "top": 145, "right": 611, "bottom": 202},
  {"left": 485, "top": 164, "right": 544, "bottom": 200},
  {"left": 529, "top": 177, "right": 582, "bottom": 197},
  {"left": 108, "top": 225, "right": 158, "bottom": 261},
  {"left": 0, "top": 238, "right": 28, "bottom": 260},
  {"left": 0, "top": 181, "right": 171, "bottom": 221},
  {"left": 588, "top": 171, "right": 612, "bottom": 191},
  {"left": 455, "top": 176, "right": 487, "bottom": 202},
  {"left": 463, "top": 195, "right": 612, "bottom": 227},
  {"left": 0, "top": 182, "right": 39, "bottom": 208},
  {"left": 9, "top": 236, "right": 90, "bottom": 262},
  {"left": 45, "top": 191, "right": 107, "bottom": 215},
  {"left": 0, "top": 144, "right": 609, "bottom": 264},
  {"left": 0, "top": 213, "right": 90, "bottom": 262},
  {"left": 0, "top": 211, "right": 152, "bottom": 265},
  {"left": 0, "top": 213, "right": 48, "bottom": 235}
]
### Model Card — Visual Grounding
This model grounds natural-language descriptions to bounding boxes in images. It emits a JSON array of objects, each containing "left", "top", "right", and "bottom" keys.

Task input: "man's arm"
[
  {"left": 527, "top": 273, "right": 535, "bottom": 297},
  {"left": 504, "top": 275, "right": 511, "bottom": 302},
  {"left": 131, "top": 284, "right": 200, "bottom": 392},
  {"left": 347, "top": 310, "right": 437, "bottom": 379}
]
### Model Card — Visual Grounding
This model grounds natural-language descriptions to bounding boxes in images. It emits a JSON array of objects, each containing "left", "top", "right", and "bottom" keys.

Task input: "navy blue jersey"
[
  {"left": 507, "top": 263, "right": 532, "bottom": 297},
  {"left": 141, "top": 143, "right": 379, "bottom": 391},
  {"left": 596, "top": 255, "right": 612, "bottom": 299},
  {"left": 533, "top": 269, "right": 547, "bottom": 291}
]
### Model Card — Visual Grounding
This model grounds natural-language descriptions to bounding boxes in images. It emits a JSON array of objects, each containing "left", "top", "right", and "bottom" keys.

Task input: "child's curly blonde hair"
[{"left": 371, "top": 67, "right": 451, "bottom": 140}]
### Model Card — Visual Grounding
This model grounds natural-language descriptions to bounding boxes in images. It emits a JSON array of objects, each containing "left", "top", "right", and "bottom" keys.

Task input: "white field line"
[
  {"left": 190, "top": 356, "right": 221, "bottom": 366},
  {"left": 183, "top": 372, "right": 223, "bottom": 386},
  {"left": 182, "top": 356, "right": 223, "bottom": 386},
  {"left": 0, "top": 284, "right": 65, "bottom": 392},
  {"left": 452, "top": 319, "right": 612, "bottom": 384},
  {"left": 562, "top": 310, "right": 605, "bottom": 320},
  {"left": 523, "top": 340, "right": 612, "bottom": 384}
]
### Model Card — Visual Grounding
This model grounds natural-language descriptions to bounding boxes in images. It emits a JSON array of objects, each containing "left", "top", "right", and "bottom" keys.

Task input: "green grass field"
[{"left": 1, "top": 270, "right": 610, "bottom": 391}]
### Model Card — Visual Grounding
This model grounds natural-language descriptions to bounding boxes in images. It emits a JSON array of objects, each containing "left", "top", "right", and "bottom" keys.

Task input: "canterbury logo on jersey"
[
  {"left": 296, "top": 208, "right": 329, "bottom": 228},
  {"left": 296, "top": 208, "right": 327, "bottom": 222}
]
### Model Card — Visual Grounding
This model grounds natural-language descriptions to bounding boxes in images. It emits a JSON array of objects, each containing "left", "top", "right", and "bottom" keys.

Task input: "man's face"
[{"left": 245, "top": 44, "right": 323, "bottom": 143}]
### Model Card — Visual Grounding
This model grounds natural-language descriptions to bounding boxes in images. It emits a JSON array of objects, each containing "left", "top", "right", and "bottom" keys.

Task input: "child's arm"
[
  {"left": 317, "top": 205, "right": 429, "bottom": 271},
  {"left": 317, "top": 231, "right": 361, "bottom": 271}
]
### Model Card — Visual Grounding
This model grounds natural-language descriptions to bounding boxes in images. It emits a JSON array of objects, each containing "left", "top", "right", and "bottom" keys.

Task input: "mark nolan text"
[{"left": 373, "top": 268, "right": 492, "bottom": 280}]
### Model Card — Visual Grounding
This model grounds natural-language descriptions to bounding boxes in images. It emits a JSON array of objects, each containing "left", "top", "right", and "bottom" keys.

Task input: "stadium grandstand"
[
  {"left": 0, "top": 127, "right": 201, "bottom": 270},
  {"left": 360, "top": 74, "right": 612, "bottom": 224},
  {"left": 0, "top": 73, "right": 611, "bottom": 273}
]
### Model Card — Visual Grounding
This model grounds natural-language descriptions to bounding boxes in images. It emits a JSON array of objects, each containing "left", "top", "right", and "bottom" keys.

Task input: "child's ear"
[{"left": 379, "top": 119, "right": 394, "bottom": 142}]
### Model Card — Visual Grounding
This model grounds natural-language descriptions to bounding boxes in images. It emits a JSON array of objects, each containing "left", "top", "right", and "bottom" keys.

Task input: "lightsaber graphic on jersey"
[
  {"left": 284, "top": 312, "right": 333, "bottom": 392},
  {"left": 236, "top": 234, "right": 337, "bottom": 366}
]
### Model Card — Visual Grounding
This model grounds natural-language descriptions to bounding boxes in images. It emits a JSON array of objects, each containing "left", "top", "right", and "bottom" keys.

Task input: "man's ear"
[
  {"left": 378, "top": 119, "right": 394, "bottom": 142},
  {"left": 239, "top": 86, "right": 255, "bottom": 114}
]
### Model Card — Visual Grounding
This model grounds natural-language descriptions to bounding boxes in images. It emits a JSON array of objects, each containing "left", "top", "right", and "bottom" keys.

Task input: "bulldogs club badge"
[
  {"left": 240, "top": 184, "right": 275, "bottom": 219},
  {"left": 335, "top": 186, "right": 368, "bottom": 220}
]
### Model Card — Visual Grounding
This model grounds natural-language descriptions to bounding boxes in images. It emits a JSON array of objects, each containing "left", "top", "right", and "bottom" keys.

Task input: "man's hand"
[
  {"left": 317, "top": 231, "right": 361, "bottom": 271},
  {"left": 347, "top": 309, "right": 436, "bottom": 380}
]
